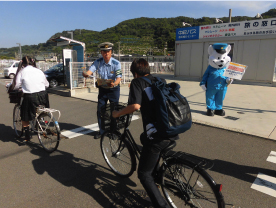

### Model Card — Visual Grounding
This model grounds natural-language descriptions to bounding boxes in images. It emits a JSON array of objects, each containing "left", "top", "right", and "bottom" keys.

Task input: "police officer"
[{"left": 83, "top": 42, "right": 122, "bottom": 139}]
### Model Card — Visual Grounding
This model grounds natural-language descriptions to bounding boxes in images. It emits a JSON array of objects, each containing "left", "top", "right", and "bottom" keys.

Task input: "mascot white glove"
[
  {"left": 226, "top": 78, "right": 233, "bottom": 85},
  {"left": 200, "top": 85, "right": 207, "bottom": 91}
]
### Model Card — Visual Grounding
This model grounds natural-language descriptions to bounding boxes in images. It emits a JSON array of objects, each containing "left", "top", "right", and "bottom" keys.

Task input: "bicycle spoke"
[
  {"left": 13, "top": 105, "right": 23, "bottom": 138},
  {"left": 37, "top": 113, "right": 60, "bottom": 153},
  {"left": 162, "top": 162, "right": 224, "bottom": 208},
  {"left": 101, "top": 131, "right": 135, "bottom": 178}
]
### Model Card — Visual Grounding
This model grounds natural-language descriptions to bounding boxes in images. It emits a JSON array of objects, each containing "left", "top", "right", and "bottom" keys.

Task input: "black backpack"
[{"left": 142, "top": 77, "right": 192, "bottom": 137}]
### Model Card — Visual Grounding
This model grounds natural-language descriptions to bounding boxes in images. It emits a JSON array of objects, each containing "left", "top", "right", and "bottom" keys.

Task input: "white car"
[{"left": 4, "top": 61, "right": 20, "bottom": 79}]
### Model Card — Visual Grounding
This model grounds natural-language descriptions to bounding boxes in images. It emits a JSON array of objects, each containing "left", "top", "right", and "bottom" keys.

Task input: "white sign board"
[
  {"left": 223, "top": 62, "right": 248, "bottom": 80},
  {"left": 63, "top": 49, "right": 73, "bottom": 64},
  {"left": 200, "top": 18, "right": 276, "bottom": 39},
  {"left": 177, "top": 18, "right": 276, "bottom": 41}
]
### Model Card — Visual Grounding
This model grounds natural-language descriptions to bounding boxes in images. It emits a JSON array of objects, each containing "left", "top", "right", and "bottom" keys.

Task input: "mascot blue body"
[{"left": 200, "top": 43, "right": 233, "bottom": 116}]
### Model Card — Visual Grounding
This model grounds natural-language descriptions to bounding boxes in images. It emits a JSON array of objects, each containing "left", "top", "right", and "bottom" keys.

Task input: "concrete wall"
[{"left": 175, "top": 34, "right": 276, "bottom": 84}]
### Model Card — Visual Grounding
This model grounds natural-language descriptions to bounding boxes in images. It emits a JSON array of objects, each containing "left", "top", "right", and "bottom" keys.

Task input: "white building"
[{"left": 175, "top": 18, "right": 276, "bottom": 86}]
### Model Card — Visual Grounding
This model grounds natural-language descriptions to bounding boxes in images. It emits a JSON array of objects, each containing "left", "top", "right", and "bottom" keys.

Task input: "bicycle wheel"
[
  {"left": 161, "top": 160, "right": 225, "bottom": 208},
  {"left": 13, "top": 104, "right": 23, "bottom": 138},
  {"left": 36, "top": 112, "right": 60, "bottom": 153},
  {"left": 101, "top": 131, "right": 136, "bottom": 178}
]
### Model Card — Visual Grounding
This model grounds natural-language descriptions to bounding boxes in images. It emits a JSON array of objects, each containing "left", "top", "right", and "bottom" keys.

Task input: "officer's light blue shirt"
[
  {"left": 89, "top": 57, "right": 122, "bottom": 81},
  {"left": 200, "top": 65, "right": 228, "bottom": 90}
]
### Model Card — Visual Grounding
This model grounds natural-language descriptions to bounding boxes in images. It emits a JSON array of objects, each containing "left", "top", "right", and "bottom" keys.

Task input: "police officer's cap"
[
  {"left": 98, "top": 42, "right": 114, "bottom": 51},
  {"left": 212, "top": 43, "right": 228, "bottom": 54}
]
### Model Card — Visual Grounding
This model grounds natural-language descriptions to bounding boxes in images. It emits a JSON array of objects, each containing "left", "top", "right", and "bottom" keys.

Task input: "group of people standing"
[{"left": 7, "top": 41, "right": 177, "bottom": 208}]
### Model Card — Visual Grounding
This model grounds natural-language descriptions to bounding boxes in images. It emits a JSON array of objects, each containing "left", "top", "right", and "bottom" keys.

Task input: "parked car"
[
  {"left": 4, "top": 61, "right": 20, "bottom": 79},
  {"left": 44, "top": 63, "right": 65, "bottom": 88}
]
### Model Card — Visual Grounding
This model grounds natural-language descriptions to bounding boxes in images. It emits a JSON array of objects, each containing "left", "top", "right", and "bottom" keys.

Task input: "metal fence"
[
  {"left": 70, "top": 62, "right": 94, "bottom": 89},
  {"left": 0, "top": 60, "right": 15, "bottom": 71},
  {"left": 0, "top": 61, "right": 59, "bottom": 72},
  {"left": 36, "top": 62, "right": 59, "bottom": 72},
  {"left": 69, "top": 62, "right": 174, "bottom": 89}
]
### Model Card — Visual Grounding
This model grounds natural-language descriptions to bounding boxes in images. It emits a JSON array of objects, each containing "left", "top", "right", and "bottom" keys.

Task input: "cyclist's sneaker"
[
  {"left": 94, "top": 132, "right": 101, "bottom": 140},
  {"left": 23, "top": 127, "right": 32, "bottom": 142}
]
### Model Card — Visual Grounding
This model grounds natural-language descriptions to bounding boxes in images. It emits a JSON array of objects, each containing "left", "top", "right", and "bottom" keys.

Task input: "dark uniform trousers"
[
  {"left": 97, "top": 85, "right": 120, "bottom": 135},
  {"left": 138, "top": 133, "right": 179, "bottom": 208}
]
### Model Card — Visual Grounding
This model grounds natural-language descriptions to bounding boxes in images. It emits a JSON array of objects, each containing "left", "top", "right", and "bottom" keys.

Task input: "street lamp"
[
  {"left": 255, "top": 13, "right": 263, "bottom": 19},
  {"left": 16, "top": 43, "right": 22, "bottom": 60},
  {"left": 182, "top": 22, "right": 192, "bottom": 27},
  {"left": 67, "top": 31, "right": 73, "bottom": 39},
  {"left": 216, "top": 18, "right": 223, "bottom": 23}
]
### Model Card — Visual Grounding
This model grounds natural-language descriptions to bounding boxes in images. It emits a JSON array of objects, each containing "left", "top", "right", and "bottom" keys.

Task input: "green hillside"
[{"left": 1, "top": 9, "right": 276, "bottom": 59}]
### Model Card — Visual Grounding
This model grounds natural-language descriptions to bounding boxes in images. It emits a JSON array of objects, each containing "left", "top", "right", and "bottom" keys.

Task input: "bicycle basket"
[
  {"left": 100, "top": 103, "right": 133, "bottom": 131},
  {"left": 9, "top": 90, "right": 23, "bottom": 104}
]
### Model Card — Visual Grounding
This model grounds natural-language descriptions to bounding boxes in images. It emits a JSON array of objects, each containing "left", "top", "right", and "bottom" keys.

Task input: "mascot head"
[{"left": 208, "top": 43, "right": 231, "bottom": 69}]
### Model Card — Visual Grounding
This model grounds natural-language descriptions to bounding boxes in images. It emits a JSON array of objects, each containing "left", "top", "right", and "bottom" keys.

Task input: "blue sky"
[{"left": 1, "top": 1, "right": 276, "bottom": 48}]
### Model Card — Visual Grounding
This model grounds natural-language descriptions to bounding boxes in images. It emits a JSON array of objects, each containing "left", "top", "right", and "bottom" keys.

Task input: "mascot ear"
[
  {"left": 208, "top": 45, "right": 214, "bottom": 55},
  {"left": 225, "top": 45, "right": 231, "bottom": 54}
]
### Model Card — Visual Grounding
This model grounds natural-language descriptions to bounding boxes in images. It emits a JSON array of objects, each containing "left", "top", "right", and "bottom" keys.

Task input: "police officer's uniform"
[{"left": 89, "top": 42, "right": 122, "bottom": 137}]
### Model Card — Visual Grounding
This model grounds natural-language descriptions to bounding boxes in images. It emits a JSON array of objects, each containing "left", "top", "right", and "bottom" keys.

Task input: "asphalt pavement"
[{"left": 70, "top": 74, "right": 276, "bottom": 141}]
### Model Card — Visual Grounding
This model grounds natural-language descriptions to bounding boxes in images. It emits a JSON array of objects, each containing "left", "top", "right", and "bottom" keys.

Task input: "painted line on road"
[
  {"left": 251, "top": 172, "right": 276, "bottom": 198},
  {"left": 61, "top": 115, "right": 140, "bottom": 139},
  {"left": 266, "top": 151, "right": 276, "bottom": 164}
]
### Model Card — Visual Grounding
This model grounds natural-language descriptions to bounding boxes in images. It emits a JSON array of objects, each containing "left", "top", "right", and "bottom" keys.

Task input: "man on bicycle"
[{"left": 112, "top": 58, "right": 179, "bottom": 208}]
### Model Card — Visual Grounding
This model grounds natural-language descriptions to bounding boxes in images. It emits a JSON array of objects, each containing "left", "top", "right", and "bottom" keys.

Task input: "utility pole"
[
  {"left": 16, "top": 43, "right": 22, "bottom": 60},
  {"left": 229, "top": 9, "right": 232, "bottom": 23},
  {"left": 118, "top": 42, "right": 121, "bottom": 61},
  {"left": 164, "top": 42, "right": 167, "bottom": 56},
  {"left": 67, "top": 31, "right": 73, "bottom": 40}
]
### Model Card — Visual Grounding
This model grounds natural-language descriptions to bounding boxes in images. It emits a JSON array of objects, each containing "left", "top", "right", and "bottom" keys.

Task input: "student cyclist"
[
  {"left": 11, "top": 56, "right": 49, "bottom": 142},
  {"left": 112, "top": 58, "right": 179, "bottom": 208}
]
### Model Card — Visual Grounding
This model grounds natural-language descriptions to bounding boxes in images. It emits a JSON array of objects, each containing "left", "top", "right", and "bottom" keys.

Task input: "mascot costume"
[{"left": 200, "top": 43, "right": 233, "bottom": 116}]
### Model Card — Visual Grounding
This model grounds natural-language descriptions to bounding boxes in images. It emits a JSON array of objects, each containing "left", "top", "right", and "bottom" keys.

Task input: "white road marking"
[
  {"left": 61, "top": 123, "right": 99, "bottom": 139},
  {"left": 251, "top": 173, "right": 276, "bottom": 198},
  {"left": 267, "top": 151, "right": 276, "bottom": 164},
  {"left": 61, "top": 115, "right": 140, "bottom": 139}
]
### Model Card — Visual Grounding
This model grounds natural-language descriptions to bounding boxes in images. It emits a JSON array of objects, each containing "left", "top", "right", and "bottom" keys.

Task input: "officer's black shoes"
[
  {"left": 94, "top": 133, "right": 102, "bottom": 140},
  {"left": 214, "top": 109, "right": 225, "bottom": 116},
  {"left": 206, "top": 109, "right": 214, "bottom": 116}
]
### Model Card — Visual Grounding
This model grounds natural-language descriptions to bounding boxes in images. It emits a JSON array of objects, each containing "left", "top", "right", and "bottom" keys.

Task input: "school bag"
[{"left": 142, "top": 77, "right": 192, "bottom": 137}]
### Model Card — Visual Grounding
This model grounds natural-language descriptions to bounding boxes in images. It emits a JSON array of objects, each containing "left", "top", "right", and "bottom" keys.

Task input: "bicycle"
[
  {"left": 100, "top": 103, "right": 225, "bottom": 208},
  {"left": 13, "top": 96, "right": 61, "bottom": 153}
]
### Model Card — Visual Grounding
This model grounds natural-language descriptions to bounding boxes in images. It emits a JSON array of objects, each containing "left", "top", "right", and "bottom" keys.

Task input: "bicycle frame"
[
  {"left": 123, "top": 128, "right": 141, "bottom": 159},
  {"left": 25, "top": 105, "right": 61, "bottom": 136},
  {"left": 110, "top": 113, "right": 141, "bottom": 160}
]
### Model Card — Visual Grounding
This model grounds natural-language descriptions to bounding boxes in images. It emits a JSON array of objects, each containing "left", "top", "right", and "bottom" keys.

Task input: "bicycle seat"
[{"left": 161, "top": 140, "right": 176, "bottom": 155}]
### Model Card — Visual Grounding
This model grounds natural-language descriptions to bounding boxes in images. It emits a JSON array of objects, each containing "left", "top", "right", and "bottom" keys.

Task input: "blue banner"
[{"left": 176, "top": 26, "right": 199, "bottom": 41}]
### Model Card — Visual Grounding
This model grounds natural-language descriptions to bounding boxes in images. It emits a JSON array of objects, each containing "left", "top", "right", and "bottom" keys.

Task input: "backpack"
[{"left": 142, "top": 76, "right": 192, "bottom": 137}]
